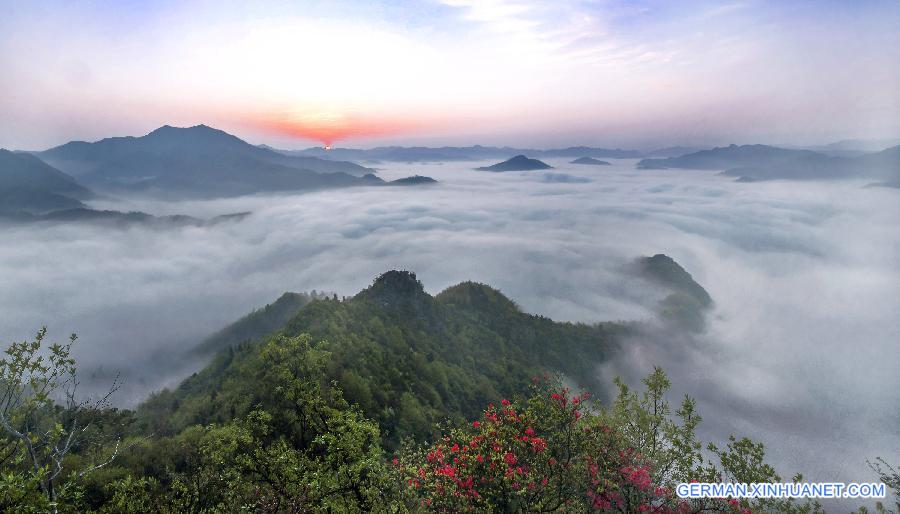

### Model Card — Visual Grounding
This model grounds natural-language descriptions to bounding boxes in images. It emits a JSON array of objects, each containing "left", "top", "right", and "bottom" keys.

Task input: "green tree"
[{"left": 0, "top": 328, "right": 123, "bottom": 512}]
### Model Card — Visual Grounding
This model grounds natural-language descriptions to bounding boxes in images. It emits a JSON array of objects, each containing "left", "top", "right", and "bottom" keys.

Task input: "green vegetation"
[
  {"left": 139, "top": 271, "right": 624, "bottom": 446},
  {"left": 0, "top": 271, "right": 894, "bottom": 512}
]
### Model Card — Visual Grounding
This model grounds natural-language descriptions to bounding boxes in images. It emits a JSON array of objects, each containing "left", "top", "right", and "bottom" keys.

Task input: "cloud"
[
  {"left": 0, "top": 157, "right": 897, "bottom": 510},
  {"left": 4, "top": 1, "right": 899, "bottom": 150}
]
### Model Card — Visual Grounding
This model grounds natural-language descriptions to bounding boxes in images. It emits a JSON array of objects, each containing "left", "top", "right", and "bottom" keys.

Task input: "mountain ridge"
[
  {"left": 139, "top": 257, "right": 711, "bottom": 446},
  {"left": 36, "top": 125, "right": 380, "bottom": 198},
  {"left": 476, "top": 155, "right": 552, "bottom": 171},
  {"left": 0, "top": 149, "right": 93, "bottom": 213},
  {"left": 636, "top": 143, "right": 900, "bottom": 182}
]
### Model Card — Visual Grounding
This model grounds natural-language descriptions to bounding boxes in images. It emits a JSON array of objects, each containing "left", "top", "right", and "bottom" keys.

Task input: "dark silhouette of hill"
[
  {"left": 634, "top": 143, "right": 900, "bottom": 181},
  {"left": 476, "top": 155, "right": 552, "bottom": 171},
  {"left": 570, "top": 156, "right": 611, "bottom": 166},
  {"left": 0, "top": 207, "right": 250, "bottom": 227},
  {"left": 856, "top": 144, "right": 900, "bottom": 182},
  {"left": 37, "top": 125, "right": 379, "bottom": 198},
  {"left": 643, "top": 146, "right": 704, "bottom": 158},
  {"left": 0, "top": 149, "right": 92, "bottom": 213},
  {"left": 538, "top": 146, "right": 641, "bottom": 159},
  {"left": 634, "top": 254, "right": 713, "bottom": 332},
  {"left": 278, "top": 145, "right": 642, "bottom": 162},
  {"left": 388, "top": 175, "right": 438, "bottom": 185}
]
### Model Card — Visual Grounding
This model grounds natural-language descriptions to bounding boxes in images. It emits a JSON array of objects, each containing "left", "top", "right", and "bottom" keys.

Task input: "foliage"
[
  {"left": 854, "top": 458, "right": 900, "bottom": 514},
  {"left": 0, "top": 313, "right": 880, "bottom": 513},
  {"left": 0, "top": 328, "right": 123, "bottom": 512},
  {"left": 138, "top": 272, "right": 626, "bottom": 447},
  {"left": 396, "top": 376, "right": 755, "bottom": 513}
]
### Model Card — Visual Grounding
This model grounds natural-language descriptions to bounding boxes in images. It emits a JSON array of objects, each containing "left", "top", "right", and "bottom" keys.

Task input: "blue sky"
[{"left": 1, "top": 0, "right": 898, "bottom": 149}]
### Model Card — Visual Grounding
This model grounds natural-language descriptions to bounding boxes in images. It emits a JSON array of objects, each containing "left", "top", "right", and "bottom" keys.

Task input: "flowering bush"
[{"left": 395, "top": 377, "right": 749, "bottom": 513}]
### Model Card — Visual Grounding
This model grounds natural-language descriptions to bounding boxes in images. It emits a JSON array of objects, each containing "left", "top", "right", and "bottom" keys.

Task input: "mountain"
[
  {"left": 634, "top": 254, "right": 713, "bottom": 332},
  {"left": 855, "top": 144, "right": 900, "bottom": 182},
  {"left": 139, "top": 258, "right": 712, "bottom": 445},
  {"left": 277, "top": 145, "right": 643, "bottom": 162},
  {"left": 643, "top": 146, "right": 704, "bottom": 158},
  {"left": 388, "top": 175, "right": 438, "bottom": 185},
  {"left": 636, "top": 144, "right": 860, "bottom": 180},
  {"left": 476, "top": 155, "right": 552, "bottom": 172},
  {"left": 570, "top": 156, "right": 611, "bottom": 166},
  {"left": 0, "top": 208, "right": 250, "bottom": 227},
  {"left": 138, "top": 270, "right": 628, "bottom": 443},
  {"left": 191, "top": 292, "right": 323, "bottom": 357},
  {"left": 36, "top": 125, "right": 379, "bottom": 198},
  {"left": 537, "top": 146, "right": 641, "bottom": 159},
  {"left": 0, "top": 149, "right": 92, "bottom": 213},
  {"left": 802, "top": 138, "right": 900, "bottom": 157}
]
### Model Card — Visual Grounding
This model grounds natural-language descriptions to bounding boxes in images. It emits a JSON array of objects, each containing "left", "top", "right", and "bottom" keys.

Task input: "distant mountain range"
[
  {"left": 388, "top": 175, "right": 438, "bottom": 185},
  {"left": 0, "top": 208, "right": 251, "bottom": 227},
  {"left": 0, "top": 149, "right": 92, "bottom": 213},
  {"left": 271, "top": 144, "right": 644, "bottom": 162},
  {"left": 570, "top": 156, "right": 611, "bottom": 166},
  {"left": 8, "top": 126, "right": 900, "bottom": 210},
  {"left": 34, "top": 125, "right": 381, "bottom": 199},
  {"left": 637, "top": 143, "right": 900, "bottom": 184},
  {"left": 795, "top": 138, "right": 900, "bottom": 158},
  {"left": 0, "top": 125, "right": 444, "bottom": 223},
  {"left": 476, "top": 155, "right": 552, "bottom": 171}
]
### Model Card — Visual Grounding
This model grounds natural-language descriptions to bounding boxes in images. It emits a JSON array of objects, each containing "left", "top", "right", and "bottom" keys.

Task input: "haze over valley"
[
  {"left": 2, "top": 0, "right": 899, "bottom": 511},
  {"left": 2, "top": 129, "right": 898, "bottom": 510}
]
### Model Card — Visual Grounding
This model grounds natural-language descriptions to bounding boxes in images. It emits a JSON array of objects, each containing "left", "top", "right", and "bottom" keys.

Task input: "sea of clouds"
[{"left": 1, "top": 157, "right": 897, "bottom": 509}]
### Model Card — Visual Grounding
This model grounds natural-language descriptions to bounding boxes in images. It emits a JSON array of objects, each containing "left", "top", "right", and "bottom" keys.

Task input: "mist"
[{"left": 1, "top": 158, "right": 897, "bottom": 508}]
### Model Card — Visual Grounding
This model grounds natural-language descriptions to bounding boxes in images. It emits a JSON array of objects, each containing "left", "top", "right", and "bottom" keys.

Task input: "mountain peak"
[
  {"left": 146, "top": 124, "right": 231, "bottom": 139},
  {"left": 371, "top": 270, "right": 425, "bottom": 295},
  {"left": 476, "top": 155, "right": 552, "bottom": 172},
  {"left": 436, "top": 281, "right": 520, "bottom": 316},
  {"left": 357, "top": 270, "right": 432, "bottom": 312},
  {"left": 636, "top": 254, "right": 712, "bottom": 308}
]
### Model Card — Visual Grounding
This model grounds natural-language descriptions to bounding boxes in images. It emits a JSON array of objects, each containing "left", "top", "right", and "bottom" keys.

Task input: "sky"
[{"left": 1, "top": 0, "right": 900, "bottom": 149}]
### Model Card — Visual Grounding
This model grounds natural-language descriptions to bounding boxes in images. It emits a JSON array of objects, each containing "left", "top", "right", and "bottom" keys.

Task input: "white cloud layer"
[{"left": 1, "top": 159, "right": 897, "bottom": 509}]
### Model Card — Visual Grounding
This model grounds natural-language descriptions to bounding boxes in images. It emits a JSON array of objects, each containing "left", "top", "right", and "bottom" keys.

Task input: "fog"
[{"left": 1, "top": 158, "right": 897, "bottom": 508}]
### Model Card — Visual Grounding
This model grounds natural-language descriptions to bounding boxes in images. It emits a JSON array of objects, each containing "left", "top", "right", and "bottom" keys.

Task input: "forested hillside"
[
  {"left": 0, "top": 268, "right": 894, "bottom": 512},
  {"left": 139, "top": 271, "right": 627, "bottom": 446}
]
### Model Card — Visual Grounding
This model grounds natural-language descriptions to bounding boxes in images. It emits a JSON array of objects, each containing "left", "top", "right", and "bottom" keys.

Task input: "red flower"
[
  {"left": 504, "top": 452, "right": 518, "bottom": 466},
  {"left": 501, "top": 398, "right": 511, "bottom": 406},
  {"left": 472, "top": 421, "right": 480, "bottom": 428}
]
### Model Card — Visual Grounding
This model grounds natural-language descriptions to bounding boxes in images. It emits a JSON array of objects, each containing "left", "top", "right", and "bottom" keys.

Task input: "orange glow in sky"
[{"left": 246, "top": 110, "right": 424, "bottom": 146}]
